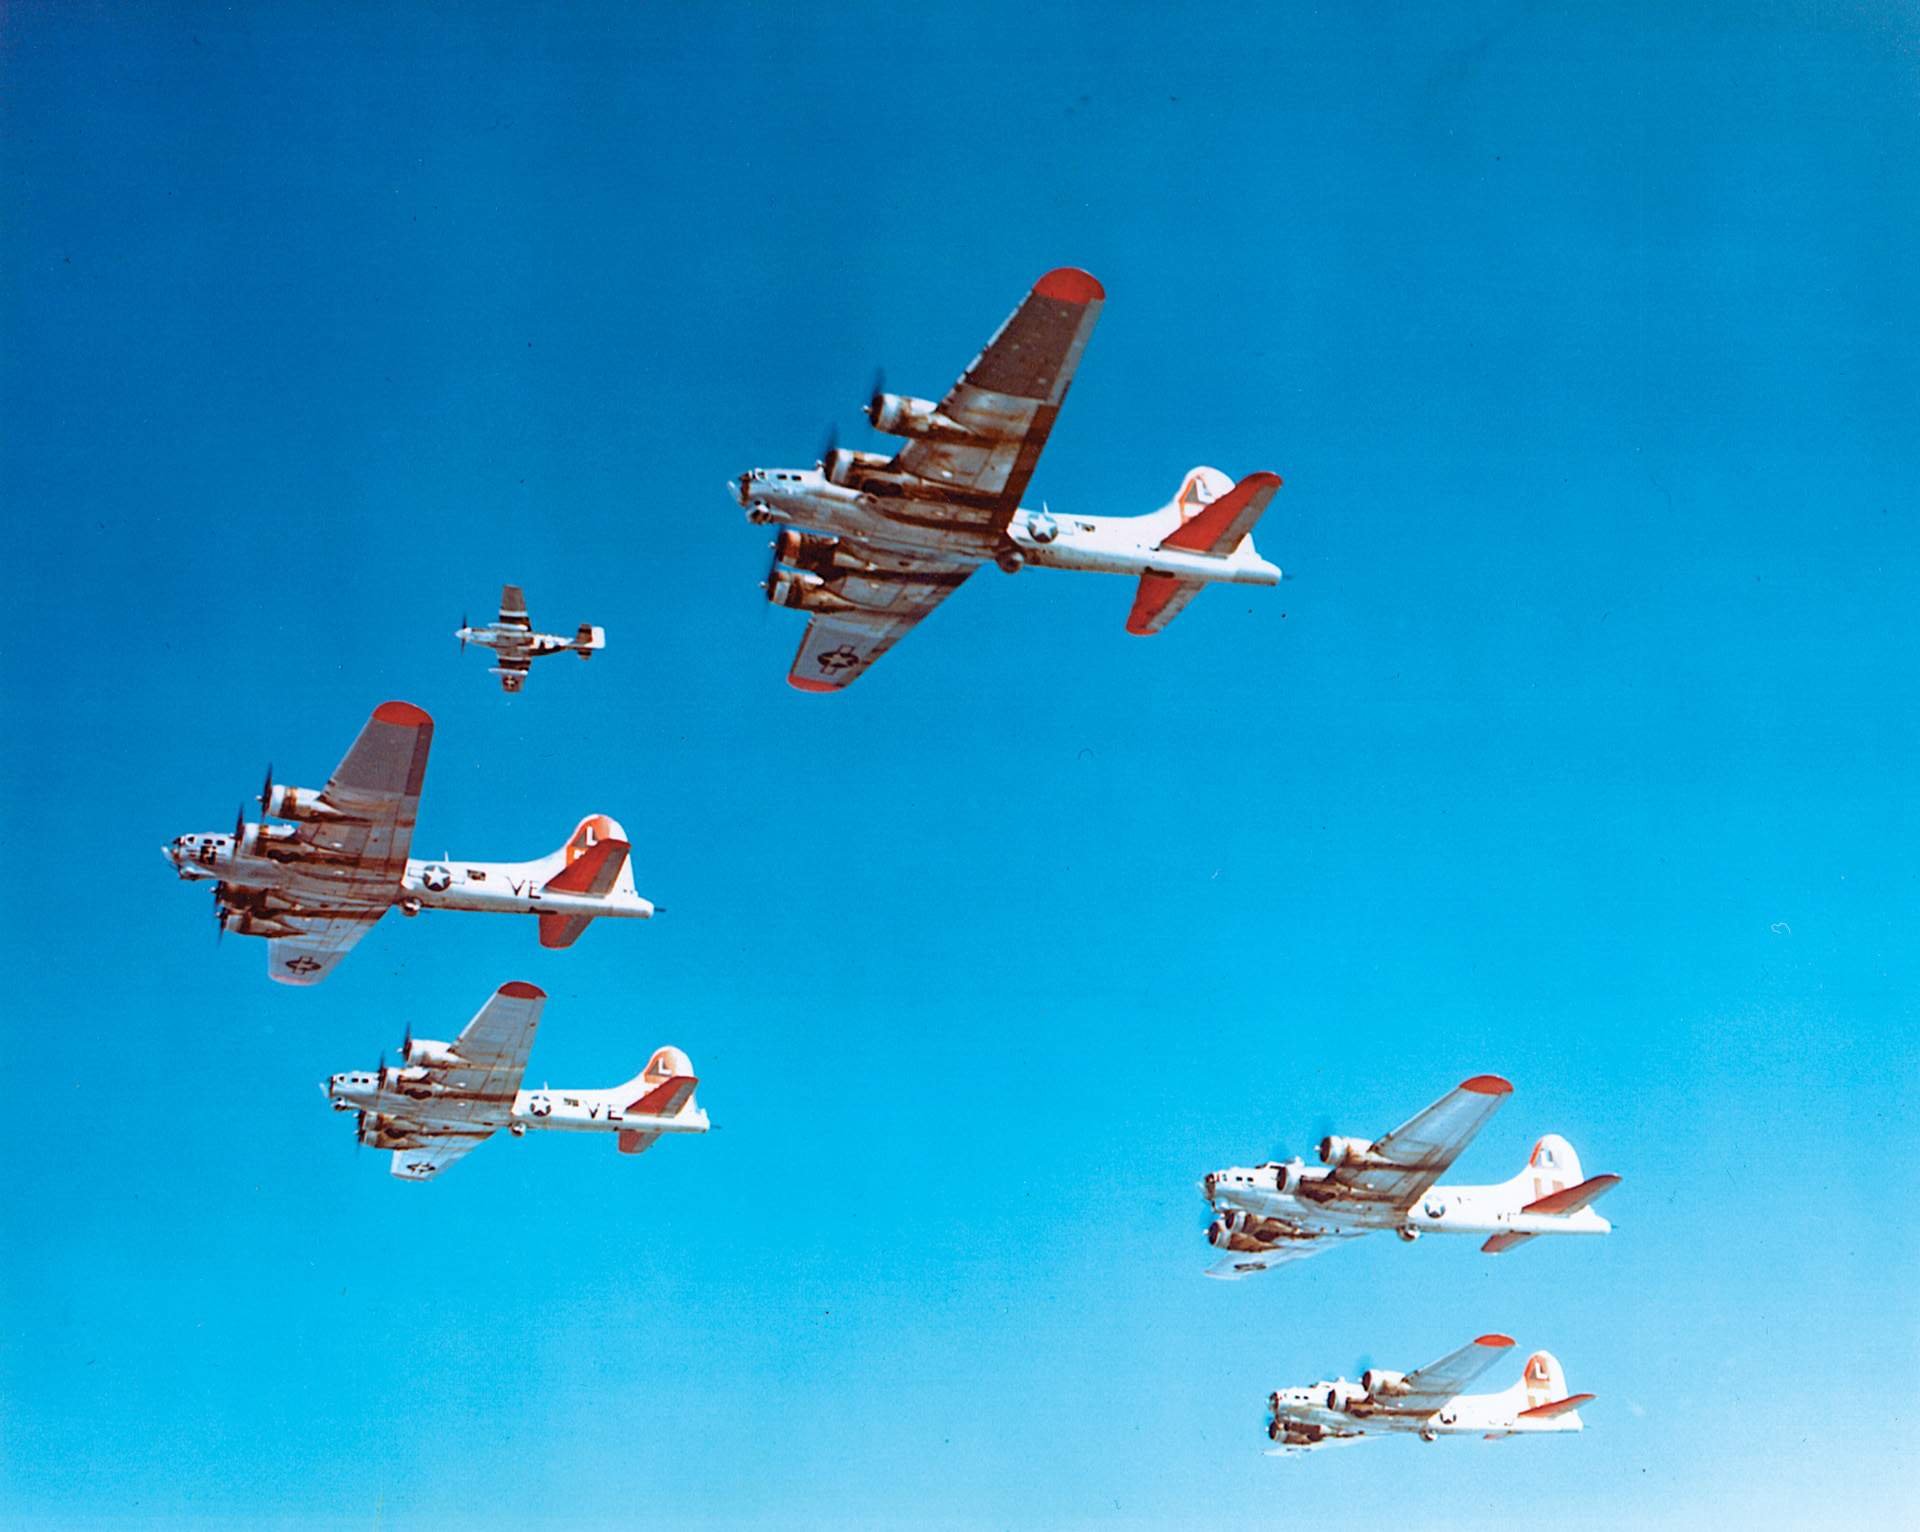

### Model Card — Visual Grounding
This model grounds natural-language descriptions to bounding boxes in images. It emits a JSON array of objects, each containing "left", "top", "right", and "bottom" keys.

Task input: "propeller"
[
  {"left": 212, "top": 882, "right": 230, "bottom": 943},
  {"left": 459, "top": 612, "right": 468, "bottom": 653},
  {"left": 258, "top": 764, "right": 274, "bottom": 817},
  {"left": 865, "top": 365, "right": 887, "bottom": 426},
  {"left": 818, "top": 420, "right": 838, "bottom": 468}
]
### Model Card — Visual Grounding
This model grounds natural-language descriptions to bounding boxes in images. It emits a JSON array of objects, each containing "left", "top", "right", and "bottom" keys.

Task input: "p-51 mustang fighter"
[
  {"left": 1266, "top": 1335, "right": 1591, "bottom": 1454},
  {"left": 1204, "top": 1075, "right": 1619, "bottom": 1278},
  {"left": 456, "top": 584, "right": 605, "bottom": 693},
  {"left": 164, "top": 702, "right": 651, "bottom": 985},
  {"left": 326, "top": 981, "right": 707, "bottom": 1181},
  {"left": 733, "top": 268, "right": 1283, "bottom": 691}
]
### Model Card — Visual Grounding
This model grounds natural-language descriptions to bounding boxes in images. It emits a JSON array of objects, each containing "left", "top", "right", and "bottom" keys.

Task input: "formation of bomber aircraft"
[
  {"left": 326, "top": 982, "right": 706, "bottom": 1180},
  {"left": 733, "top": 268, "right": 1283, "bottom": 690},
  {"left": 457, "top": 583, "right": 605, "bottom": 692},
  {"left": 165, "top": 268, "right": 1621, "bottom": 1461}
]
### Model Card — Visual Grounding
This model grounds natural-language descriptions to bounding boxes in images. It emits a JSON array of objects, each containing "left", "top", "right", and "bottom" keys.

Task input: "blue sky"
[{"left": 3, "top": 2, "right": 1915, "bottom": 1528}]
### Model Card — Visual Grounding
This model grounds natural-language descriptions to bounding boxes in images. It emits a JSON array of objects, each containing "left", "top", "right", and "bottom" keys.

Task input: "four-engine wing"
[
  {"left": 786, "top": 544, "right": 980, "bottom": 692},
  {"left": 384, "top": 981, "right": 545, "bottom": 1181},
  {"left": 268, "top": 912, "right": 387, "bottom": 987},
  {"left": 1381, "top": 1334, "right": 1517, "bottom": 1417},
  {"left": 887, "top": 267, "right": 1105, "bottom": 532},
  {"left": 1321, "top": 1075, "right": 1513, "bottom": 1211},
  {"left": 292, "top": 701, "right": 434, "bottom": 884}
]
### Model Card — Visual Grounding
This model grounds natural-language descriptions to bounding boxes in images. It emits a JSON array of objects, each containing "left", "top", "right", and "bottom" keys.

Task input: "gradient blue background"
[{"left": 4, "top": 3, "right": 1915, "bottom": 1528}]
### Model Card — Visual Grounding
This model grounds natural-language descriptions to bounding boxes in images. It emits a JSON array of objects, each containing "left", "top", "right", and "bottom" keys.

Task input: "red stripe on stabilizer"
[
  {"left": 539, "top": 911, "right": 591, "bottom": 948},
  {"left": 1126, "top": 573, "right": 1186, "bottom": 636},
  {"left": 497, "top": 981, "right": 545, "bottom": 1000},
  {"left": 1157, "top": 471, "right": 1281, "bottom": 554},
  {"left": 788, "top": 674, "right": 843, "bottom": 693},
  {"left": 1460, "top": 1074, "right": 1514, "bottom": 1095},
  {"left": 1474, "top": 1334, "right": 1516, "bottom": 1349},
  {"left": 1518, "top": 1393, "right": 1593, "bottom": 1421},
  {"left": 1033, "top": 267, "right": 1104, "bottom": 304},
  {"left": 373, "top": 701, "right": 433, "bottom": 727},
  {"left": 1482, "top": 1231, "right": 1535, "bottom": 1254},
  {"left": 626, "top": 1075, "right": 697, "bottom": 1116},
  {"left": 543, "top": 837, "right": 628, "bottom": 895},
  {"left": 1522, "top": 1173, "right": 1621, "bottom": 1215}
]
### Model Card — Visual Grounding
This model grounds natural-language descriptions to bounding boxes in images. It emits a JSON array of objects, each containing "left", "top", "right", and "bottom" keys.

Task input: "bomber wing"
[
  {"left": 268, "top": 912, "right": 385, "bottom": 987},
  {"left": 785, "top": 543, "right": 981, "bottom": 692},
  {"left": 383, "top": 983, "right": 546, "bottom": 1181},
  {"left": 1321, "top": 1075, "right": 1512, "bottom": 1211},
  {"left": 292, "top": 702, "right": 434, "bottom": 884},
  {"left": 888, "top": 268, "right": 1105, "bottom": 532},
  {"left": 1387, "top": 1335, "right": 1517, "bottom": 1417},
  {"left": 1206, "top": 1231, "right": 1362, "bottom": 1281}
]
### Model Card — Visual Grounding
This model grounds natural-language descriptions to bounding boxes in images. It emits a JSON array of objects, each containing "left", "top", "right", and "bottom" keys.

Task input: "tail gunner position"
[
  {"left": 733, "top": 268, "right": 1284, "bottom": 690},
  {"left": 164, "top": 702, "right": 652, "bottom": 985}
]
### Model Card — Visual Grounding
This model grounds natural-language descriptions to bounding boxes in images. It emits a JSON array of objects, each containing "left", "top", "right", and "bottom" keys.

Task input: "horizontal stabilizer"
[
  {"left": 626, "top": 1073, "right": 698, "bottom": 1118},
  {"left": 543, "top": 836, "right": 629, "bottom": 896},
  {"left": 1156, "top": 470, "right": 1282, "bottom": 556},
  {"left": 1522, "top": 1173, "right": 1621, "bottom": 1216},
  {"left": 1518, "top": 1393, "right": 1593, "bottom": 1421},
  {"left": 538, "top": 912, "right": 593, "bottom": 949},
  {"left": 617, "top": 1129, "right": 660, "bottom": 1155},
  {"left": 1482, "top": 1231, "right": 1537, "bottom": 1254}
]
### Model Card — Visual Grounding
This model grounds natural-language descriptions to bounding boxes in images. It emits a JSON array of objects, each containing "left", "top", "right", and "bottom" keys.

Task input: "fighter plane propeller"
[{"left": 734, "top": 268, "right": 1287, "bottom": 690}]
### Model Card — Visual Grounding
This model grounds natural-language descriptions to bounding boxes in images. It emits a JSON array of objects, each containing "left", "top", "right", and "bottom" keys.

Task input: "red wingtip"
[
  {"left": 788, "top": 675, "right": 841, "bottom": 693},
  {"left": 1475, "top": 1333, "right": 1516, "bottom": 1348},
  {"left": 498, "top": 981, "right": 545, "bottom": 1000},
  {"left": 1461, "top": 1074, "right": 1514, "bottom": 1095},
  {"left": 1034, "top": 267, "right": 1104, "bottom": 304},
  {"left": 372, "top": 701, "right": 433, "bottom": 727},
  {"left": 1239, "top": 471, "right": 1283, "bottom": 490}
]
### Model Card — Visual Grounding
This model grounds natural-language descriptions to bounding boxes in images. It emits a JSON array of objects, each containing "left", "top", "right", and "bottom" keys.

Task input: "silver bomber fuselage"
[
  {"left": 161, "top": 833, "right": 652, "bottom": 920},
  {"left": 734, "top": 468, "right": 1281, "bottom": 585},
  {"left": 325, "top": 1071, "right": 707, "bottom": 1136},
  {"left": 1205, "top": 1162, "right": 1613, "bottom": 1239}
]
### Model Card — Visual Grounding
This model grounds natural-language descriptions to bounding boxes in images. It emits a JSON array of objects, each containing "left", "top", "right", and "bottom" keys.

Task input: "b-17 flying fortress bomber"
[
  {"left": 326, "top": 982, "right": 707, "bottom": 1180},
  {"left": 1204, "top": 1075, "right": 1620, "bottom": 1278},
  {"left": 164, "top": 702, "right": 652, "bottom": 985},
  {"left": 733, "top": 268, "right": 1284, "bottom": 690},
  {"left": 457, "top": 583, "right": 606, "bottom": 692},
  {"left": 1265, "top": 1335, "right": 1592, "bottom": 1454}
]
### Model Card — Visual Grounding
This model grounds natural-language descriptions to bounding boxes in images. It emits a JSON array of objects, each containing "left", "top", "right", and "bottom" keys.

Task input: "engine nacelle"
[
  {"left": 772, "top": 527, "right": 842, "bottom": 577},
  {"left": 1362, "top": 1369, "right": 1410, "bottom": 1398},
  {"left": 822, "top": 448, "right": 893, "bottom": 488},
  {"left": 360, "top": 1115, "right": 423, "bottom": 1150},
  {"left": 765, "top": 566, "right": 856, "bottom": 614},
  {"left": 405, "top": 1038, "right": 462, "bottom": 1069},
  {"left": 266, "top": 784, "right": 342, "bottom": 822},
  {"left": 1318, "top": 1134, "right": 1375, "bottom": 1167},
  {"left": 867, "top": 393, "right": 975, "bottom": 443},
  {"left": 1323, "top": 1381, "right": 1367, "bottom": 1413}
]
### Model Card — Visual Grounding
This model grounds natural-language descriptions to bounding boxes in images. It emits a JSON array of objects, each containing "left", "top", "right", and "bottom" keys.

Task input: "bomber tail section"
[
  {"left": 612, "top": 1046, "right": 704, "bottom": 1156},
  {"left": 532, "top": 815, "right": 643, "bottom": 948},
  {"left": 1504, "top": 1351, "right": 1592, "bottom": 1433},
  {"left": 1481, "top": 1134, "right": 1621, "bottom": 1253},
  {"left": 1126, "top": 468, "right": 1282, "bottom": 635}
]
